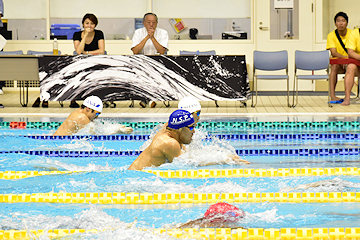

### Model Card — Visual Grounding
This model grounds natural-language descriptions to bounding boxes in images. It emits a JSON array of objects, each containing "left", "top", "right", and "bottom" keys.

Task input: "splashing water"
[
  {"left": 175, "top": 127, "right": 243, "bottom": 167},
  {"left": 121, "top": 177, "right": 248, "bottom": 193},
  {"left": 140, "top": 126, "right": 245, "bottom": 167},
  {"left": 1, "top": 205, "right": 180, "bottom": 240},
  {"left": 279, "top": 177, "right": 360, "bottom": 192},
  {"left": 77, "top": 119, "right": 128, "bottom": 136}
]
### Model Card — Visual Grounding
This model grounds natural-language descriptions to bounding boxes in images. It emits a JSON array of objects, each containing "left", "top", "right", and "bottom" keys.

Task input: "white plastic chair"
[
  {"left": 73, "top": 50, "right": 107, "bottom": 55},
  {"left": 179, "top": 50, "right": 199, "bottom": 55},
  {"left": 198, "top": 50, "right": 216, "bottom": 55},
  {"left": 27, "top": 50, "right": 62, "bottom": 55},
  {"left": 252, "top": 50, "right": 289, "bottom": 107},
  {"left": 293, "top": 50, "right": 330, "bottom": 107}
]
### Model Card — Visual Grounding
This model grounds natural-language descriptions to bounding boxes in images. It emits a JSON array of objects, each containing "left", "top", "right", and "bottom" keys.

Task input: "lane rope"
[
  {"left": 0, "top": 192, "right": 359, "bottom": 204},
  {"left": 21, "top": 132, "right": 360, "bottom": 141},
  {"left": 2, "top": 120, "right": 360, "bottom": 129},
  {"left": 1, "top": 167, "right": 359, "bottom": 180},
  {"left": 0, "top": 227, "right": 358, "bottom": 239},
  {"left": 142, "top": 167, "right": 360, "bottom": 178},
  {"left": 1, "top": 147, "right": 360, "bottom": 157}
]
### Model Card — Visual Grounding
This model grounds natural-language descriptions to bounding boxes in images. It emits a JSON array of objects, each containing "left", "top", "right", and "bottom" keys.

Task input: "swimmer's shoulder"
[{"left": 69, "top": 111, "right": 89, "bottom": 125}]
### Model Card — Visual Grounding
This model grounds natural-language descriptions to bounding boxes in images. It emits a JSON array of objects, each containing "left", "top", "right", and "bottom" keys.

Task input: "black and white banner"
[{"left": 38, "top": 55, "right": 250, "bottom": 102}]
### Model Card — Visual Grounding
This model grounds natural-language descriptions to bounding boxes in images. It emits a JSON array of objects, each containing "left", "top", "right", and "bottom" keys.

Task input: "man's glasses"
[
  {"left": 186, "top": 125, "right": 195, "bottom": 131},
  {"left": 194, "top": 110, "right": 201, "bottom": 117}
]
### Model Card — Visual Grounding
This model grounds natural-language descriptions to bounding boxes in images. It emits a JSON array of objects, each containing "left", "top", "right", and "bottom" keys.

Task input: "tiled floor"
[{"left": 0, "top": 90, "right": 360, "bottom": 118}]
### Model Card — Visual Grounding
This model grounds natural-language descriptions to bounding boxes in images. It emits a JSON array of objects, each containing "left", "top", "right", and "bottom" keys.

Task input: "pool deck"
[{"left": 0, "top": 90, "right": 360, "bottom": 118}]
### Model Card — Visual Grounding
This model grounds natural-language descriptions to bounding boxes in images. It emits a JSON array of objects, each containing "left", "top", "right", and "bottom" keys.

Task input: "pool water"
[{"left": 1, "top": 117, "right": 360, "bottom": 239}]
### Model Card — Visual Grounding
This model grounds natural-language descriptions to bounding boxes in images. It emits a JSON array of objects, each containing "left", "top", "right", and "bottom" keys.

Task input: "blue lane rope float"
[
  {"left": 2, "top": 121, "right": 360, "bottom": 129},
  {"left": 22, "top": 133, "right": 360, "bottom": 141},
  {"left": 0, "top": 148, "right": 359, "bottom": 157}
]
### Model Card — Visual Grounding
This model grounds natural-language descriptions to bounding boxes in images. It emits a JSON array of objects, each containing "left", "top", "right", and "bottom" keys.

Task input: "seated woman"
[
  {"left": 71, "top": 13, "right": 108, "bottom": 108},
  {"left": 73, "top": 13, "right": 105, "bottom": 55}
]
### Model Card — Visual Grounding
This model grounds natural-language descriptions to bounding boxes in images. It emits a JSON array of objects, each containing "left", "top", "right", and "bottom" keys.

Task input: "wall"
[
  {"left": 1, "top": 0, "right": 334, "bottom": 92},
  {"left": 3, "top": 0, "right": 251, "bottom": 40},
  {"left": 324, "top": 0, "right": 360, "bottom": 40}
]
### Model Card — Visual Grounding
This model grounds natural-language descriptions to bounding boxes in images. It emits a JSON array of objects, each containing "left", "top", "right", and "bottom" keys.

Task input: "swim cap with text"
[
  {"left": 83, "top": 96, "right": 103, "bottom": 112},
  {"left": 168, "top": 109, "right": 194, "bottom": 129},
  {"left": 178, "top": 96, "right": 201, "bottom": 113}
]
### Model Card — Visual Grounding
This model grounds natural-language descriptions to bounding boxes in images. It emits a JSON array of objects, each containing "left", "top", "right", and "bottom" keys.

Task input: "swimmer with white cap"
[
  {"left": 54, "top": 96, "right": 133, "bottom": 136},
  {"left": 178, "top": 96, "right": 249, "bottom": 165},
  {"left": 178, "top": 96, "right": 201, "bottom": 124},
  {"left": 128, "top": 109, "right": 196, "bottom": 170}
]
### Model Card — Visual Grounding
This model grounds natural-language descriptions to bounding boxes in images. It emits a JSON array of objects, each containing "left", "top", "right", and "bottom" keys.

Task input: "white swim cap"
[
  {"left": 178, "top": 96, "right": 201, "bottom": 113},
  {"left": 83, "top": 96, "right": 103, "bottom": 112}
]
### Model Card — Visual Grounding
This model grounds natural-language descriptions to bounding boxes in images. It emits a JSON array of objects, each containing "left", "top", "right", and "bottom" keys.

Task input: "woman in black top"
[
  {"left": 70, "top": 13, "right": 107, "bottom": 108},
  {"left": 73, "top": 13, "right": 105, "bottom": 55}
]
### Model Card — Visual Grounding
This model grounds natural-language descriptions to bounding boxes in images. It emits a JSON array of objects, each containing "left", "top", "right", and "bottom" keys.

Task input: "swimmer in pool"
[
  {"left": 280, "top": 178, "right": 360, "bottom": 192},
  {"left": 177, "top": 202, "right": 245, "bottom": 229},
  {"left": 178, "top": 96, "right": 202, "bottom": 125},
  {"left": 128, "top": 109, "right": 195, "bottom": 170},
  {"left": 129, "top": 109, "right": 249, "bottom": 170},
  {"left": 177, "top": 96, "right": 249, "bottom": 165},
  {"left": 54, "top": 96, "right": 133, "bottom": 136}
]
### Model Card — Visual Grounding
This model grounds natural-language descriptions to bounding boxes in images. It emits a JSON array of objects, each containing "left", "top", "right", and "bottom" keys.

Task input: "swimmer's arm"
[
  {"left": 178, "top": 218, "right": 204, "bottom": 228},
  {"left": 198, "top": 155, "right": 250, "bottom": 166},
  {"left": 229, "top": 155, "right": 250, "bottom": 164},
  {"left": 114, "top": 125, "right": 134, "bottom": 134}
]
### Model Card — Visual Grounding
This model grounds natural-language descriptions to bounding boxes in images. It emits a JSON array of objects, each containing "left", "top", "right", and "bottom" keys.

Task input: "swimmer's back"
[{"left": 128, "top": 131, "right": 181, "bottom": 170}]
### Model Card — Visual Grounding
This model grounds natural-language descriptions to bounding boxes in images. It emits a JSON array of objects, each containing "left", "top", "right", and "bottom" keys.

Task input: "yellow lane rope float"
[
  {"left": 0, "top": 192, "right": 359, "bottom": 204},
  {"left": 1, "top": 167, "right": 360, "bottom": 180},
  {"left": 0, "top": 170, "right": 84, "bottom": 179},
  {"left": 1, "top": 227, "right": 360, "bottom": 239},
  {"left": 143, "top": 167, "right": 360, "bottom": 178}
]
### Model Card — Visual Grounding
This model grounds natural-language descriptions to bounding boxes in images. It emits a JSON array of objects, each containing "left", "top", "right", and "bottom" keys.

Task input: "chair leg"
[
  {"left": 292, "top": 76, "right": 296, "bottom": 107},
  {"left": 163, "top": 101, "right": 170, "bottom": 107},
  {"left": 328, "top": 79, "right": 332, "bottom": 107},
  {"left": 287, "top": 77, "right": 290, "bottom": 107},
  {"left": 58, "top": 101, "right": 63, "bottom": 107},
  {"left": 251, "top": 77, "right": 257, "bottom": 107},
  {"left": 129, "top": 99, "right": 134, "bottom": 108},
  {"left": 214, "top": 100, "right": 219, "bottom": 107}
]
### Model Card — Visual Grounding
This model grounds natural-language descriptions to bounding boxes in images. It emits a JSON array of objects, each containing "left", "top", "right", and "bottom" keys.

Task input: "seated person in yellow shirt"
[
  {"left": 342, "top": 27, "right": 360, "bottom": 105},
  {"left": 326, "top": 12, "right": 351, "bottom": 103}
]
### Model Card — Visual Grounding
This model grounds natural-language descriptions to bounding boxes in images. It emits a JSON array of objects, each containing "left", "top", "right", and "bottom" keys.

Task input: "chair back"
[
  {"left": 180, "top": 50, "right": 199, "bottom": 55},
  {"left": 198, "top": 50, "right": 216, "bottom": 55},
  {"left": 253, "top": 50, "right": 288, "bottom": 71},
  {"left": 0, "top": 50, "right": 23, "bottom": 55},
  {"left": 27, "top": 50, "right": 62, "bottom": 55},
  {"left": 295, "top": 50, "right": 329, "bottom": 71},
  {"left": 73, "top": 50, "right": 107, "bottom": 55}
]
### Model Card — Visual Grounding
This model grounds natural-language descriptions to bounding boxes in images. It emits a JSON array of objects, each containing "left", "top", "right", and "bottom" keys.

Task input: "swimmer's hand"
[
  {"left": 229, "top": 155, "right": 250, "bottom": 164},
  {"left": 117, "top": 125, "right": 134, "bottom": 134}
]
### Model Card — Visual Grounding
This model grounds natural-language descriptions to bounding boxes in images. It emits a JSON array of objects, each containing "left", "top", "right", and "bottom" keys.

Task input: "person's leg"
[
  {"left": 0, "top": 81, "right": 5, "bottom": 94},
  {"left": 329, "top": 64, "right": 343, "bottom": 101},
  {"left": 69, "top": 100, "right": 79, "bottom": 108},
  {"left": 341, "top": 64, "right": 358, "bottom": 106}
]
